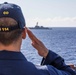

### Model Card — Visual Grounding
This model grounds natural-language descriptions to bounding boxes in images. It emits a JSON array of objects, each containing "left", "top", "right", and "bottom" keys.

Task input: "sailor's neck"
[{"left": 0, "top": 44, "right": 21, "bottom": 52}]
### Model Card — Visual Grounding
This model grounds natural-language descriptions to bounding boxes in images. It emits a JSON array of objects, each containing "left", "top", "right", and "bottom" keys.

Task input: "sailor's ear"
[{"left": 22, "top": 28, "right": 26, "bottom": 39}]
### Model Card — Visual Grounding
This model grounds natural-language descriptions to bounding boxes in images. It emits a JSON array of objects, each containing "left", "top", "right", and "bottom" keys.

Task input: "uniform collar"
[{"left": 0, "top": 50, "right": 27, "bottom": 60}]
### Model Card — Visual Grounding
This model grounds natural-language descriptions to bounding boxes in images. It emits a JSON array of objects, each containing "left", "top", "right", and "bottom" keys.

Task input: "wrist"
[{"left": 43, "top": 49, "right": 49, "bottom": 58}]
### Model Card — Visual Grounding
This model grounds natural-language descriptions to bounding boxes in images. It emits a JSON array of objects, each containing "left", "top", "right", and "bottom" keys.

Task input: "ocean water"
[{"left": 21, "top": 27, "right": 76, "bottom": 65}]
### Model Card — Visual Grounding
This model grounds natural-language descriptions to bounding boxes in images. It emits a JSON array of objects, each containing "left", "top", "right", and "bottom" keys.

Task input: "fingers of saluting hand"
[
  {"left": 26, "top": 28, "right": 41, "bottom": 44},
  {"left": 26, "top": 27, "right": 48, "bottom": 58}
]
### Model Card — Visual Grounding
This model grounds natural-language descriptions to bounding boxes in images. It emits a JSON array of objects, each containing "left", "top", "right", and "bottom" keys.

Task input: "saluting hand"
[{"left": 26, "top": 28, "right": 49, "bottom": 58}]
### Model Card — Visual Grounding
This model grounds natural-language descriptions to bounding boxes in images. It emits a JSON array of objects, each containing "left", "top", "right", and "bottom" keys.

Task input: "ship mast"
[{"left": 36, "top": 22, "right": 38, "bottom": 26}]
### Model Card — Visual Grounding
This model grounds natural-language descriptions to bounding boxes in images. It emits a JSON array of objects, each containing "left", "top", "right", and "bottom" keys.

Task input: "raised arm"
[{"left": 26, "top": 28, "right": 76, "bottom": 75}]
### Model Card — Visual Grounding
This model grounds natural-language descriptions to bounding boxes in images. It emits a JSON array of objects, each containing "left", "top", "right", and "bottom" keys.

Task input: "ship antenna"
[{"left": 36, "top": 22, "right": 38, "bottom": 26}]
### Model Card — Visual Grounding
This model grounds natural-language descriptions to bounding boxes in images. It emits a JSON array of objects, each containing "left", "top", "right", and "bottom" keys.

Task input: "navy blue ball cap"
[{"left": 0, "top": 2, "right": 26, "bottom": 31}]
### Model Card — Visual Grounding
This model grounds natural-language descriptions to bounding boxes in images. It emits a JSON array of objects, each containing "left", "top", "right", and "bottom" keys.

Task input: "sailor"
[{"left": 0, "top": 2, "right": 76, "bottom": 75}]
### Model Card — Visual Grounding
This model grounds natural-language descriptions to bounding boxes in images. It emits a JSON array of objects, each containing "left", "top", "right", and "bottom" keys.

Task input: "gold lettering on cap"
[
  {"left": 1, "top": 28, "right": 9, "bottom": 31},
  {"left": 0, "top": 27, "right": 9, "bottom": 31},
  {"left": 5, "top": 28, "right": 9, "bottom": 31},
  {"left": 3, "top": 11, "right": 9, "bottom": 15}
]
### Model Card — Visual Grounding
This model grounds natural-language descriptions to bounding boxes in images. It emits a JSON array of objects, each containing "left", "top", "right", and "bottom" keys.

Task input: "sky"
[{"left": 0, "top": 0, "right": 76, "bottom": 27}]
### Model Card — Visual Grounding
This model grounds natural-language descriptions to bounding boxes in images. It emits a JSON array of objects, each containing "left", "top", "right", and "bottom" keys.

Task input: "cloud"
[{"left": 26, "top": 17, "right": 76, "bottom": 27}]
